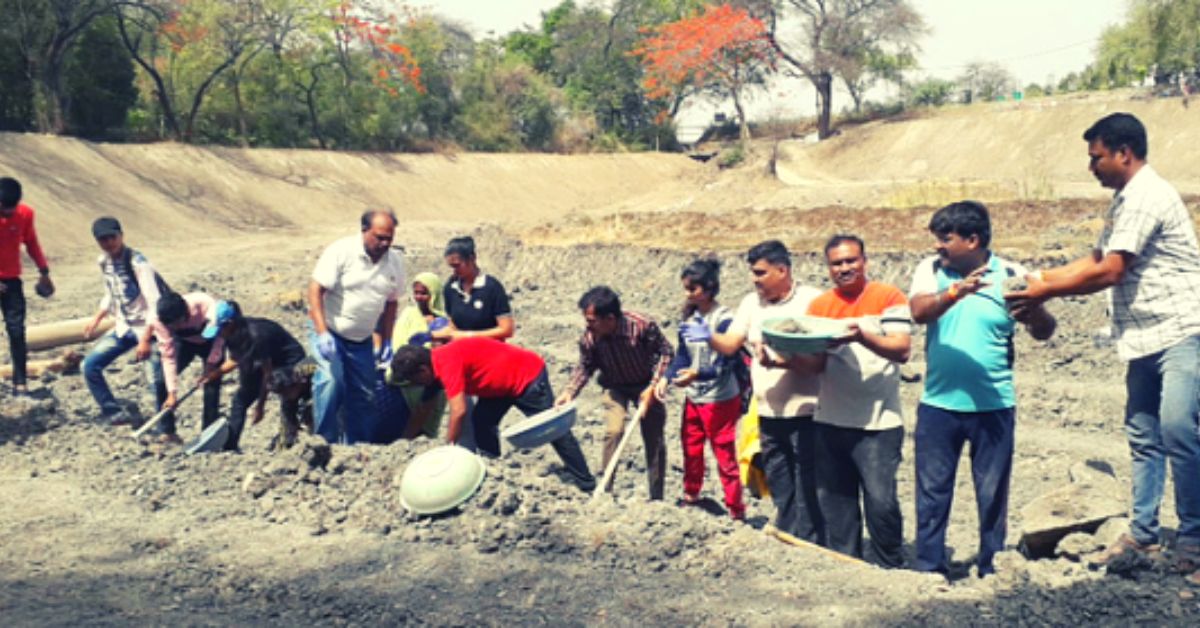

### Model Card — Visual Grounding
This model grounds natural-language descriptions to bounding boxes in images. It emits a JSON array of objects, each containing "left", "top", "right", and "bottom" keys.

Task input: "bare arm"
[
  {"left": 374, "top": 300, "right": 398, "bottom": 349},
  {"left": 444, "top": 393, "right": 469, "bottom": 444},
  {"left": 911, "top": 266, "right": 990, "bottom": 325},
  {"left": 308, "top": 280, "right": 329, "bottom": 334},
  {"left": 1006, "top": 251, "right": 1129, "bottom": 319}
]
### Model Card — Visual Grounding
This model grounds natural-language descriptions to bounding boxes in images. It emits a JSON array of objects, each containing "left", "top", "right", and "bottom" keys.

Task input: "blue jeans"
[
  {"left": 309, "top": 328, "right": 377, "bottom": 444},
  {"left": 1125, "top": 335, "right": 1200, "bottom": 546},
  {"left": 83, "top": 330, "right": 166, "bottom": 417},
  {"left": 915, "top": 403, "right": 1014, "bottom": 575}
]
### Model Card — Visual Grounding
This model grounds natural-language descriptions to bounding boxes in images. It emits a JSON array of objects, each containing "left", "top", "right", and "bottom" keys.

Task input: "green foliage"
[
  {"left": 716, "top": 144, "right": 744, "bottom": 169},
  {"left": 907, "top": 78, "right": 955, "bottom": 107},
  {"left": 64, "top": 16, "right": 137, "bottom": 139}
]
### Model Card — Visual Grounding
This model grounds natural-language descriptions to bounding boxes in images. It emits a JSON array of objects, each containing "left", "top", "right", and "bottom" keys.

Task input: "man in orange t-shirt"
[
  {"left": 0, "top": 177, "right": 54, "bottom": 396},
  {"left": 804, "top": 234, "right": 913, "bottom": 567}
]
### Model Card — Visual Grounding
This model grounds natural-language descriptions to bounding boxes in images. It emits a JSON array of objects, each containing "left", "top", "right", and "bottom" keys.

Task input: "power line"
[{"left": 919, "top": 37, "right": 1099, "bottom": 73}]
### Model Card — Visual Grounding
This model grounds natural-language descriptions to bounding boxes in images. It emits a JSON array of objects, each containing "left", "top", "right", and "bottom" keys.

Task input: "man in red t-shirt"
[
  {"left": 0, "top": 177, "right": 54, "bottom": 396},
  {"left": 390, "top": 338, "right": 595, "bottom": 490}
]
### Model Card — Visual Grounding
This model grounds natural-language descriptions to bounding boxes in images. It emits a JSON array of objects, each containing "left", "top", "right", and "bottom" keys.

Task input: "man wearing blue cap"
[
  {"left": 147, "top": 291, "right": 226, "bottom": 444},
  {"left": 202, "top": 300, "right": 315, "bottom": 451}
]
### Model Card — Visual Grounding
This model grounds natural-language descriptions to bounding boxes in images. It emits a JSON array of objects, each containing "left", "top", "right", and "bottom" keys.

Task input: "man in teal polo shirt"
[{"left": 909, "top": 201, "right": 1056, "bottom": 577}]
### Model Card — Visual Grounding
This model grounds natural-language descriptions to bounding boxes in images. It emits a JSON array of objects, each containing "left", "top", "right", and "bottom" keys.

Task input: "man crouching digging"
[{"left": 389, "top": 339, "right": 596, "bottom": 491}]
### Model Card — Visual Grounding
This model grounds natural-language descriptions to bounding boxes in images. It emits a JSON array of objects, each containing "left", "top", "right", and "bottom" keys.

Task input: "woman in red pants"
[{"left": 658, "top": 259, "right": 746, "bottom": 520}]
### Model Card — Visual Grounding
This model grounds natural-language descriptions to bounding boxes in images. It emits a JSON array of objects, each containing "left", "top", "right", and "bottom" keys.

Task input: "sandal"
[{"left": 1171, "top": 542, "right": 1200, "bottom": 574}]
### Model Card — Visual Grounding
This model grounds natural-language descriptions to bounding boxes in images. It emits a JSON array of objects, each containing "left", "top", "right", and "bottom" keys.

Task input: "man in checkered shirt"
[{"left": 1008, "top": 113, "right": 1200, "bottom": 582}]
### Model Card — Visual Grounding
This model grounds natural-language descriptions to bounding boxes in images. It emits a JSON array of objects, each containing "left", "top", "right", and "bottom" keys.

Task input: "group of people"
[{"left": 2, "top": 112, "right": 1199, "bottom": 582}]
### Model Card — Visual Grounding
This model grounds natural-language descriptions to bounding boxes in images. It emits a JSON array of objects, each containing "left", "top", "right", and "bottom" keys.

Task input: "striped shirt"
[
  {"left": 1097, "top": 165, "right": 1200, "bottom": 360},
  {"left": 565, "top": 310, "right": 674, "bottom": 397}
]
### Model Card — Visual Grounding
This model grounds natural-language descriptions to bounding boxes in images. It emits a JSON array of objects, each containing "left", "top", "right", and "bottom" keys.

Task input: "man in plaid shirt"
[
  {"left": 1008, "top": 113, "right": 1200, "bottom": 581},
  {"left": 558, "top": 285, "right": 674, "bottom": 500}
]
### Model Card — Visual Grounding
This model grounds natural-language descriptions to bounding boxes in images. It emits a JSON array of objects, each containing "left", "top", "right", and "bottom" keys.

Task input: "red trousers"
[{"left": 681, "top": 396, "right": 745, "bottom": 519}]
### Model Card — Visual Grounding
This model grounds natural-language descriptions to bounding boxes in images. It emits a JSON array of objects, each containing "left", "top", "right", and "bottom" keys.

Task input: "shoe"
[
  {"left": 676, "top": 495, "right": 700, "bottom": 508},
  {"left": 106, "top": 410, "right": 134, "bottom": 427},
  {"left": 156, "top": 433, "right": 183, "bottom": 446},
  {"left": 12, "top": 383, "right": 28, "bottom": 397},
  {"left": 1093, "top": 533, "right": 1162, "bottom": 567}
]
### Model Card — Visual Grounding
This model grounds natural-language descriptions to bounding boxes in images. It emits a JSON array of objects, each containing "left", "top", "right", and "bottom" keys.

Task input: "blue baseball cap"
[{"left": 202, "top": 301, "right": 237, "bottom": 340}]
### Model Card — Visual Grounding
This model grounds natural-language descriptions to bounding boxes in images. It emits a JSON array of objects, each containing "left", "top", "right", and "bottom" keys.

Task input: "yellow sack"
[{"left": 736, "top": 397, "right": 770, "bottom": 499}]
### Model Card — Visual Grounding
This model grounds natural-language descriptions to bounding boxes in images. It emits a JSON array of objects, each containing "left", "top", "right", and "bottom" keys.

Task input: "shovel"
[
  {"left": 590, "top": 400, "right": 650, "bottom": 502},
  {"left": 131, "top": 383, "right": 201, "bottom": 439}
]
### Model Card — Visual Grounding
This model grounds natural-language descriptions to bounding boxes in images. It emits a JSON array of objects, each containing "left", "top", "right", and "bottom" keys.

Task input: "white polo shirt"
[
  {"left": 729, "top": 283, "right": 822, "bottom": 419},
  {"left": 312, "top": 235, "right": 406, "bottom": 342}
]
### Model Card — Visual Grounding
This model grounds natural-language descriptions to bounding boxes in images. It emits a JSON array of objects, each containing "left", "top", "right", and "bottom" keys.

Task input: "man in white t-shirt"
[
  {"left": 308, "top": 210, "right": 406, "bottom": 444},
  {"left": 683, "top": 240, "right": 825, "bottom": 543},
  {"left": 1008, "top": 113, "right": 1200, "bottom": 579}
]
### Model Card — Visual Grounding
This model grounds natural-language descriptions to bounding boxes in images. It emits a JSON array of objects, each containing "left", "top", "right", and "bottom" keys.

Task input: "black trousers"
[
  {"left": 1, "top": 279, "right": 27, "bottom": 386},
  {"left": 759, "top": 416, "right": 825, "bottom": 544},
  {"left": 815, "top": 422, "right": 905, "bottom": 568}
]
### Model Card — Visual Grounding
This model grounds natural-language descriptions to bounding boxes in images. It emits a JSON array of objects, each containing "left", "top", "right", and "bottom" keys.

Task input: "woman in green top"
[{"left": 388, "top": 272, "right": 448, "bottom": 439}]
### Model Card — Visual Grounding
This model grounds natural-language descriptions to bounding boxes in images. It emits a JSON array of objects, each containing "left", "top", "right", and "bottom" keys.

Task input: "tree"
[
  {"left": 64, "top": 15, "right": 138, "bottom": 138},
  {"left": 116, "top": 0, "right": 270, "bottom": 141},
  {"left": 0, "top": 0, "right": 131, "bottom": 133},
  {"left": 763, "top": 0, "right": 926, "bottom": 139},
  {"left": 839, "top": 48, "right": 916, "bottom": 113},
  {"left": 632, "top": 4, "right": 776, "bottom": 145},
  {"left": 957, "top": 61, "right": 1015, "bottom": 102},
  {"left": 906, "top": 77, "right": 953, "bottom": 107}
]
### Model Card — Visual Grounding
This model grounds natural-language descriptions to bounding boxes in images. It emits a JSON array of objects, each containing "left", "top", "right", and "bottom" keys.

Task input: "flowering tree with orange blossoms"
[
  {"left": 631, "top": 4, "right": 776, "bottom": 145},
  {"left": 332, "top": 1, "right": 424, "bottom": 97}
]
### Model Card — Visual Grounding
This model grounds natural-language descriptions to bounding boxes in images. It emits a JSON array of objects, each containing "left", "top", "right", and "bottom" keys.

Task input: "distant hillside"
[
  {"left": 773, "top": 90, "right": 1200, "bottom": 207},
  {"left": 0, "top": 134, "right": 700, "bottom": 262}
]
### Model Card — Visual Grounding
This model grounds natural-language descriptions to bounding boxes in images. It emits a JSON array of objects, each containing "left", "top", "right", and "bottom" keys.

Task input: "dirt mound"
[
  {"left": 775, "top": 90, "right": 1200, "bottom": 207},
  {"left": 0, "top": 133, "right": 704, "bottom": 258}
]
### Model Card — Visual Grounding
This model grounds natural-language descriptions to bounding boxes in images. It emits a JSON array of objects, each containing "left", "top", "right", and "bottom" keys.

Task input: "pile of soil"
[{"left": 3, "top": 216, "right": 1199, "bottom": 625}]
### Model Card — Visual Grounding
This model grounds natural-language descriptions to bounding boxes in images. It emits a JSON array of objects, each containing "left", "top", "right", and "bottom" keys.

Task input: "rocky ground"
[{"left": 3, "top": 199, "right": 1200, "bottom": 626}]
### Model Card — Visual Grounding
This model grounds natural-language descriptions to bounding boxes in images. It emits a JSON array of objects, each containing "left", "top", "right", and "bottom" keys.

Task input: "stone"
[
  {"left": 1055, "top": 532, "right": 1101, "bottom": 561},
  {"left": 1018, "top": 468, "right": 1126, "bottom": 559}
]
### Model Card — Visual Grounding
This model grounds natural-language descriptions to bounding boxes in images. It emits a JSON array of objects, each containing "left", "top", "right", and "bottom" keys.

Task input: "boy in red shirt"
[
  {"left": 390, "top": 338, "right": 595, "bottom": 490},
  {"left": 0, "top": 177, "right": 54, "bottom": 396}
]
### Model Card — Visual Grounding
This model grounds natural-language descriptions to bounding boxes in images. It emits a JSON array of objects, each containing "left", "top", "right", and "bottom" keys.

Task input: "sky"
[{"left": 424, "top": 0, "right": 1130, "bottom": 128}]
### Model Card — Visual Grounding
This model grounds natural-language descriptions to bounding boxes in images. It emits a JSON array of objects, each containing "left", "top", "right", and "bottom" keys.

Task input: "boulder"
[{"left": 1018, "top": 459, "right": 1126, "bottom": 558}]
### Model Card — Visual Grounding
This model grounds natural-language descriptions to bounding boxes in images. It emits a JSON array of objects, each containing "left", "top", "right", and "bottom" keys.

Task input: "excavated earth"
[
  {"left": 3, "top": 197, "right": 1200, "bottom": 626},
  {"left": 5, "top": 92, "right": 1200, "bottom": 625}
]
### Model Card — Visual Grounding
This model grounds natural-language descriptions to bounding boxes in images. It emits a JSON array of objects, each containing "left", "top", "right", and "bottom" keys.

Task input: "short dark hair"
[
  {"left": 0, "top": 177, "right": 21, "bottom": 208},
  {"left": 360, "top": 209, "right": 397, "bottom": 231},
  {"left": 1083, "top": 113, "right": 1147, "bottom": 160},
  {"left": 156, "top": 292, "right": 189, "bottom": 325},
  {"left": 929, "top": 201, "right": 992, "bottom": 248},
  {"left": 444, "top": 236, "right": 476, "bottom": 259},
  {"left": 746, "top": 240, "right": 791, "bottom": 267},
  {"left": 578, "top": 285, "right": 621, "bottom": 318},
  {"left": 824, "top": 234, "right": 865, "bottom": 258},
  {"left": 681, "top": 258, "right": 721, "bottom": 297},
  {"left": 390, "top": 345, "right": 432, "bottom": 383}
]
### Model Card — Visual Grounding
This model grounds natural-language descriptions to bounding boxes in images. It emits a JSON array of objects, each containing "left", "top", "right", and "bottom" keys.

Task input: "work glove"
[
  {"left": 680, "top": 316, "right": 712, "bottom": 343},
  {"left": 429, "top": 317, "right": 449, "bottom": 332},
  {"left": 316, "top": 332, "right": 337, "bottom": 361},
  {"left": 407, "top": 332, "right": 433, "bottom": 347}
]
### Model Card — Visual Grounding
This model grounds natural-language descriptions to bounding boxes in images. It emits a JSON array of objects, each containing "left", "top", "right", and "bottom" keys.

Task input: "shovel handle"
[
  {"left": 132, "top": 383, "right": 201, "bottom": 439},
  {"left": 590, "top": 401, "right": 650, "bottom": 502}
]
